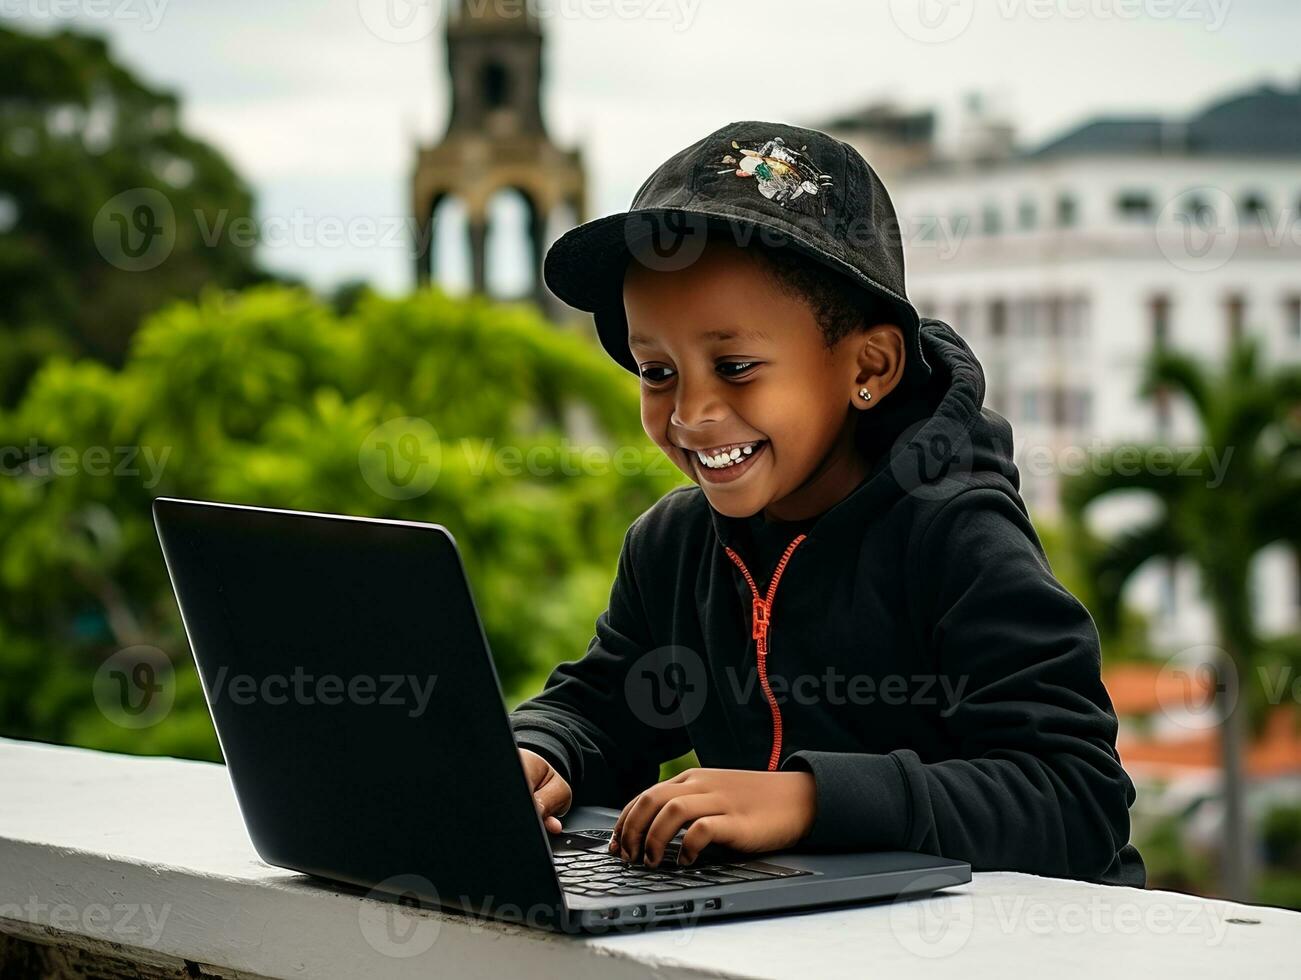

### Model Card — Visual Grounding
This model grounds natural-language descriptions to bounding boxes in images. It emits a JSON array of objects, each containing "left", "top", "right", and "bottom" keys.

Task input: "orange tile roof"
[
  {"left": 1104, "top": 661, "right": 1216, "bottom": 716},
  {"left": 1103, "top": 662, "right": 1301, "bottom": 779}
]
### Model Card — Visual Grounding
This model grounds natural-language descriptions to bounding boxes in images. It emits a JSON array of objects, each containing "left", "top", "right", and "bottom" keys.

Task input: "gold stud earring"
[{"left": 858, "top": 387, "right": 872, "bottom": 402}]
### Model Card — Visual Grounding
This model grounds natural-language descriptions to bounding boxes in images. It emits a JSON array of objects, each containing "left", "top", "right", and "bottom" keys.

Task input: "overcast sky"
[{"left": 10, "top": 0, "right": 1300, "bottom": 295}]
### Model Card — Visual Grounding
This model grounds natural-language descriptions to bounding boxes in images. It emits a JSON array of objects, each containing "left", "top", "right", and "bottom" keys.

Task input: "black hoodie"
[{"left": 510, "top": 318, "right": 1146, "bottom": 887}]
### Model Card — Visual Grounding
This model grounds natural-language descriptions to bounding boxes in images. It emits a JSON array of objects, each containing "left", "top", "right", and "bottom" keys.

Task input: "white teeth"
[{"left": 694, "top": 441, "right": 762, "bottom": 469}]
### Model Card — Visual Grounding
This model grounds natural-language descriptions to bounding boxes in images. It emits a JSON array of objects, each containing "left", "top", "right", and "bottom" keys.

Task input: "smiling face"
[{"left": 624, "top": 239, "right": 906, "bottom": 521}]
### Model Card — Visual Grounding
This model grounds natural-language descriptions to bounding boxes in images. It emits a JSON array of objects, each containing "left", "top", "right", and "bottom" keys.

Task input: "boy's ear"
[{"left": 850, "top": 323, "right": 907, "bottom": 409}]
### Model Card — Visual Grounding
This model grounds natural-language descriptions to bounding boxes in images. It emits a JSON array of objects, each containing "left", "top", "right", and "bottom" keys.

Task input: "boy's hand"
[
  {"left": 610, "top": 768, "right": 816, "bottom": 867},
  {"left": 519, "top": 748, "right": 572, "bottom": 834}
]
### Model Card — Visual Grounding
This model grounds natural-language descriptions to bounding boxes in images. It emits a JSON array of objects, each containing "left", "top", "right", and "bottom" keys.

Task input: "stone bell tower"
[{"left": 412, "top": 0, "right": 586, "bottom": 312}]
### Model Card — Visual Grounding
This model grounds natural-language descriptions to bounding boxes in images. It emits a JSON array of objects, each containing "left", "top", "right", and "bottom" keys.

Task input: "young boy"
[{"left": 509, "top": 121, "right": 1145, "bottom": 887}]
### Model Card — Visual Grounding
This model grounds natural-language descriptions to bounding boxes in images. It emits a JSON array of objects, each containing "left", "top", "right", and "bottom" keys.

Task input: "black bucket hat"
[{"left": 543, "top": 119, "right": 931, "bottom": 387}]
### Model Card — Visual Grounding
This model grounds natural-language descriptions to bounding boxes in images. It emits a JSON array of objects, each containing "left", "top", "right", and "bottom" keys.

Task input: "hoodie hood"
[{"left": 706, "top": 317, "right": 1019, "bottom": 550}]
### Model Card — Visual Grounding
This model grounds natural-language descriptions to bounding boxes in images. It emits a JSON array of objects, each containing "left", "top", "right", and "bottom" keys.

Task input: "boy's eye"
[
  {"left": 717, "top": 360, "right": 759, "bottom": 378},
  {"left": 639, "top": 365, "right": 675, "bottom": 384},
  {"left": 638, "top": 361, "right": 760, "bottom": 385}
]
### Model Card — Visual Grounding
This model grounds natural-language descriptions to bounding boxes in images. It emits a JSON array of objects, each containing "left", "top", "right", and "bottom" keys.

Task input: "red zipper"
[{"left": 723, "top": 534, "right": 808, "bottom": 771}]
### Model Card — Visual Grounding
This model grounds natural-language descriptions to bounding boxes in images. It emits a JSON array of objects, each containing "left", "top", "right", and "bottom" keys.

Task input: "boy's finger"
[
  {"left": 642, "top": 794, "right": 723, "bottom": 866},
  {"left": 678, "top": 816, "right": 727, "bottom": 866},
  {"left": 533, "top": 777, "right": 571, "bottom": 820},
  {"left": 617, "top": 784, "right": 680, "bottom": 863}
]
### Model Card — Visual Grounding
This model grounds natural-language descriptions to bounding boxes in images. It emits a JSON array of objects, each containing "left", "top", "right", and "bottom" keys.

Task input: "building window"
[
  {"left": 1056, "top": 193, "right": 1078, "bottom": 228},
  {"left": 1047, "top": 296, "right": 1064, "bottom": 338},
  {"left": 953, "top": 300, "right": 971, "bottom": 334},
  {"left": 481, "top": 61, "right": 510, "bottom": 108},
  {"left": 1021, "top": 388, "right": 1039, "bottom": 422},
  {"left": 1117, "top": 192, "right": 1154, "bottom": 221},
  {"left": 1225, "top": 293, "right": 1246, "bottom": 344},
  {"left": 1065, "top": 295, "right": 1091, "bottom": 340},
  {"left": 1019, "top": 296, "right": 1040, "bottom": 338},
  {"left": 981, "top": 202, "right": 1002, "bottom": 235},
  {"left": 1286, "top": 295, "right": 1301, "bottom": 342},
  {"left": 1017, "top": 198, "right": 1037, "bottom": 230},
  {"left": 1182, "top": 193, "right": 1214, "bottom": 229},
  {"left": 1160, "top": 559, "right": 1177, "bottom": 618},
  {"left": 1149, "top": 294, "right": 1171, "bottom": 348},
  {"left": 1240, "top": 192, "right": 1269, "bottom": 227},
  {"left": 988, "top": 298, "right": 1007, "bottom": 338},
  {"left": 990, "top": 383, "right": 1008, "bottom": 414},
  {"left": 1072, "top": 389, "right": 1092, "bottom": 428},
  {"left": 1150, "top": 294, "right": 1172, "bottom": 432}
]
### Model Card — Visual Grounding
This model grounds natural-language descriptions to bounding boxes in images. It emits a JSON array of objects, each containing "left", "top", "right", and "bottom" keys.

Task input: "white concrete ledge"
[{"left": 0, "top": 737, "right": 1297, "bottom": 979}]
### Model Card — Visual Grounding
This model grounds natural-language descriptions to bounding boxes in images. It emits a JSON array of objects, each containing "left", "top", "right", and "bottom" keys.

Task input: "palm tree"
[{"left": 1061, "top": 334, "right": 1301, "bottom": 901}]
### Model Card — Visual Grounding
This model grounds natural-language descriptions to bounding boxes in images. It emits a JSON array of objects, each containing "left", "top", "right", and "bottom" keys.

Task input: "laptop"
[{"left": 152, "top": 496, "right": 970, "bottom": 932}]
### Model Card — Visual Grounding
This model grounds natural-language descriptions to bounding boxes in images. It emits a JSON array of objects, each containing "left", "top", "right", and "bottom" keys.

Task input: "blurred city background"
[{"left": 1, "top": 0, "right": 1298, "bottom": 909}]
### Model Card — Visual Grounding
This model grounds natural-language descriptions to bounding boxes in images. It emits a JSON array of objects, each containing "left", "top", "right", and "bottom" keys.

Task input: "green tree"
[
  {"left": 1061, "top": 335, "right": 1301, "bottom": 901},
  {"left": 0, "top": 284, "right": 686, "bottom": 761},
  {"left": 1034, "top": 518, "right": 1153, "bottom": 663},
  {"left": 0, "top": 24, "right": 273, "bottom": 403}
]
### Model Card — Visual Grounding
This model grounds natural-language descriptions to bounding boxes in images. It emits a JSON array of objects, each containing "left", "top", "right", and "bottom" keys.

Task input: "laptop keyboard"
[{"left": 553, "top": 829, "right": 809, "bottom": 898}]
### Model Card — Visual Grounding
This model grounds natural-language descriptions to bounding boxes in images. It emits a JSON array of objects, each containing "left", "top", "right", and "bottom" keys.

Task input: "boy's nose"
[{"left": 670, "top": 377, "right": 726, "bottom": 430}]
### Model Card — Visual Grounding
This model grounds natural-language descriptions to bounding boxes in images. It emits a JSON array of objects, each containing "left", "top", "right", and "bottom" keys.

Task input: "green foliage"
[
  {"left": 1238, "top": 800, "right": 1301, "bottom": 909},
  {"left": 0, "top": 24, "right": 275, "bottom": 403},
  {"left": 1034, "top": 518, "right": 1153, "bottom": 662},
  {"left": 1061, "top": 336, "right": 1301, "bottom": 713},
  {"left": 1262, "top": 804, "right": 1301, "bottom": 870},
  {"left": 1136, "top": 811, "right": 1215, "bottom": 895},
  {"left": 1061, "top": 334, "right": 1301, "bottom": 899},
  {"left": 0, "top": 283, "right": 687, "bottom": 761}
]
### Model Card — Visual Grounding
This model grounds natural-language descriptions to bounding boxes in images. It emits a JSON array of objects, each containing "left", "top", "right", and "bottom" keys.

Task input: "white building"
[{"left": 822, "top": 84, "right": 1301, "bottom": 646}]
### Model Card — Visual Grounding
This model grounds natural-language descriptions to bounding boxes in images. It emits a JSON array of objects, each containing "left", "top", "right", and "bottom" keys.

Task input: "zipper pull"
[{"left": 751, "top": 597, "right": 769, "bottom": 641}]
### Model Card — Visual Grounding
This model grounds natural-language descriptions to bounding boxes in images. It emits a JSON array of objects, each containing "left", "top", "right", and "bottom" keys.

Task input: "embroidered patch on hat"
[{"left": 718, "top": 136, "right": 834, "bottom": 213}]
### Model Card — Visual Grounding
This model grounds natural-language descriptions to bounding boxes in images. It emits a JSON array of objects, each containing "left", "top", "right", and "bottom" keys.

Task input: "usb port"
[
  {"left": 653, "top": 900, "right": 693, "bottom": 916},
  {"left": 703, "top": 898, "right": 721, "bottom": 910}
]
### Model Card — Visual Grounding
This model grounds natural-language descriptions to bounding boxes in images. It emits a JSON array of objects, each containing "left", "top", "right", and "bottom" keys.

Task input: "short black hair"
[
  {"left": 702, "top": 224, "right": 894, "bottom": 348},
  {"left": 750, "top": 245, "right": 878, "bottom": 347}
]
